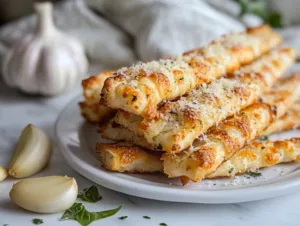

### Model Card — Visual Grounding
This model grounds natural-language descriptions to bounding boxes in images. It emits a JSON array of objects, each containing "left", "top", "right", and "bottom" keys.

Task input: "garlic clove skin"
[
  {"left": 2, "top": 2, "right": 88, "bottom": 96},
  {"left": 0, "top": 166, "right": 8, "bottom": 182},
  {"left": 9, "top": 124, "right": 52, "bottom": 178},
  {"left": 10, "top": 176, "right": 78, "bottom": 213}
]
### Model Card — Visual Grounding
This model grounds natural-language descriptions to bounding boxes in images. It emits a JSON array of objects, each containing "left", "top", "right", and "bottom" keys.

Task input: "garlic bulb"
[
  {"left": 9, "top": 124, "right": 52, "bottom": 178},
  {"left": 10, "top": 176, "right": 78, "bottom": 213},
  {"left": 2, "top": 2, "right": 88, "bottom": 95},
  {"left": 0, "top": 166, "right": 8, "bottom": 182}
]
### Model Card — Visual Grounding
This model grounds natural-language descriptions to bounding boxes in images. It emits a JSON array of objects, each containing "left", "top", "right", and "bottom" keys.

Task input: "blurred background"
[{"left": 1, "top": 0, "right": 300, "bottom": 96}]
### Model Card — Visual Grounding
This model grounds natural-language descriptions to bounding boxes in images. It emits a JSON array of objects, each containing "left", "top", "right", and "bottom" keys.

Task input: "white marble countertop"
[{"left": 1, "top": 80, "right": 300, "bottom": 226}]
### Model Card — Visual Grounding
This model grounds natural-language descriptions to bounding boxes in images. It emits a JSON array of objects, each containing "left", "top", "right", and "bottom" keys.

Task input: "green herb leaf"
[
  {"left": 61, "top": 203, "right": 122, "bottom": 226},
  {"left": 229, "top": 168, "right": 234, "bottom": 174},
  {"left": 78, "top": 185, "right": 102, "bottom": 203},
  {"left": 32, "top": 219, "right": 43, "bottom": 225},
  {"left": 119, "top": 216, "right": 128, "bottom": 220},
  {"left": 236, "top": 0, "right": 283, "bottom": 28},
  {"left": 259, "top": 135, "right": 269, "bottom": 141},
  {"left": 3, "top": 224, "right": 9, "bottom": 226},
  {"left": 61, "top": 203, "right": 84, "bottom": 220},
  {"left": 247, "top": 171, "right": 262, "bottom": 177},
  {"left": 160, "top": 223, "right": 168, "bottom": 226},
  {"left": 143, "top": 216, "right": 151, "bottom": 219},
  {"left": 267, "top": 12, "right": 283, "bottom": 28}
]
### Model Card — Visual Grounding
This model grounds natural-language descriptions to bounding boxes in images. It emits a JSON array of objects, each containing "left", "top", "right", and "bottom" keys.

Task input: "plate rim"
[{"left": 55, "top": 95, "right": 300, "bottom": 203}]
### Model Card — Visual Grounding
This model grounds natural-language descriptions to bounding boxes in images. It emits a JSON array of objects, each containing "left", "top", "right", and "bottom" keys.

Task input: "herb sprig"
[
  {"left": 61, "top": 203, "right": 122, "bottom": 226},
  {"left": 236, "top": 0, "right": 283, "bottom": 28}
]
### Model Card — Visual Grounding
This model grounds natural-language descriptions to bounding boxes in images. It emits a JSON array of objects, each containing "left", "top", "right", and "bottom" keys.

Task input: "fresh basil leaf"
[
  {"left": 78, "top": 185, "right": 102, "bottom": 203},
  {"left": 32, "top": 218, "right": 43, "bottom": 225},
  {"left": 61, "top": 203, "right": 123, "bottom": 226},
  {"left": 61, "top": 203, "right": 84, "bottom": 220},
  {"left": 76, "top": 204, "right": 123, "bottom": 226}
]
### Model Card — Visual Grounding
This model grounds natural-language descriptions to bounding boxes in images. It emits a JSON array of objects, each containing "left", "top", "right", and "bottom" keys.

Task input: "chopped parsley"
[
  {"left": 143, "top": 216, "right": 151, "bottom": 219},
  {"left": 261, "top": 146, "right": 266, "bottom": 150},
  {"left": 119, "top": 216, "right": 128, "bottom": 220},
  {"left": 132, "top": 95, "right": 137, "bottom": 102},
  {"left": 32, "top": 219, "right": 43, "bottom": 225},
  {"left": 259, "top": 136, "right": 269, "bottom": 141},
  {"left": 160, "top": 223, "right": 168, "bottom": 226},
  {"left": 229, "top": 167, "right": 234, "bottom": 173},
  {"left": 247, "top": 171, "right": 262, "bottom": 177}
]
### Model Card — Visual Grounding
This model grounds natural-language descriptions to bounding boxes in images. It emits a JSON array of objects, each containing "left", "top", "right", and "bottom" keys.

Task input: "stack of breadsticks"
[{"left": 80, "top": 25, "right": 300, "bottom": 185}]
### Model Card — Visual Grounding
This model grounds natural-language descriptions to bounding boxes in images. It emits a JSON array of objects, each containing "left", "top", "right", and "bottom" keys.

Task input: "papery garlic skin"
[
  {"left": 2, "top": 2, "right": 88, "bottom": 95},
  {"left": 9, "top": 124, "right": 52, "bottom": 178},
  {"left": 10, "top": 176, "right": 78, "bottom": 213},
  {"left": 0, "top": 166, "right": 8, "bottom": 182}
]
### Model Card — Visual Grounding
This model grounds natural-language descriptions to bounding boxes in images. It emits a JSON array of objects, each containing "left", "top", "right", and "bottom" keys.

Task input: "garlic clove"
[
  {"left": 9, "top": 124, "right": 52, "bottom": 178},
  {"left": 10, "top": 176, "right": 78, "bottom": 213},
  {"left": 0, "top": 166, "right": 8, "bottom": 182}
]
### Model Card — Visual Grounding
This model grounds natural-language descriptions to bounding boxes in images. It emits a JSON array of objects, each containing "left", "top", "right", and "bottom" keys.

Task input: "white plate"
[{"left": 56, "top": 95, "right": 300, "bottom": 203}]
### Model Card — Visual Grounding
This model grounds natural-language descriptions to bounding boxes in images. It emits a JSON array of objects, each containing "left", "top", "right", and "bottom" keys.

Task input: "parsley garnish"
[
  {"left": 160, "top": 223, "right": 168, "bottom": 226},
  {"left": 119, "top": 216, "right": 128, "bottom": 220},
  {"left": 229, "top": 168, "right": 234, "bottom": 173},
  {"left": 78, "top": 185, "right": 102, "bottom": 203},
  {"left": 247, "top": 171, "right": 262, "bottom": 177},
  {"left": 3, "top": 224, "right": 9, "bottom": 226},
  {"left": 259, "top": 135, "right": 269, "bottom": 141},
  {"left": 143, "top": 216, "right": 151, "bottom": 219},
  {"left": 32, "top": 219, "right": 43, "bottom": 225},
  {"left": 61, "top": 203, "right": 122, "bottom": 226}
]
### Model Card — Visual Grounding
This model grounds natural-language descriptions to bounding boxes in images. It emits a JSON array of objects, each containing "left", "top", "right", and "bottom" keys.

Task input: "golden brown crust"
[
  {"left": 262, "top": 101, "right": 300, "bottom": 135},
  {"left": 97, "top": 83, "right": 300, "bottom": 176},
  {"left": 101, "top": 121, "right": 157, "bottom": 150},
  {"left": 162, "top": 74, "right": 300, "bottom": 182},
  {"left": 96, "top": 142, "right": 162, "bottom": 173},
  {"left": 208, "top": 138, "right": 300, "bottom": 178},
  {"left": 115, "top": 49, "right": 296, "bottom": 152},
  {"left": 102, "top": 25, "right": 282, "bottom": 118},
  {"left": 80, "top": 72, "right": 116, "bottom": 123}
]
